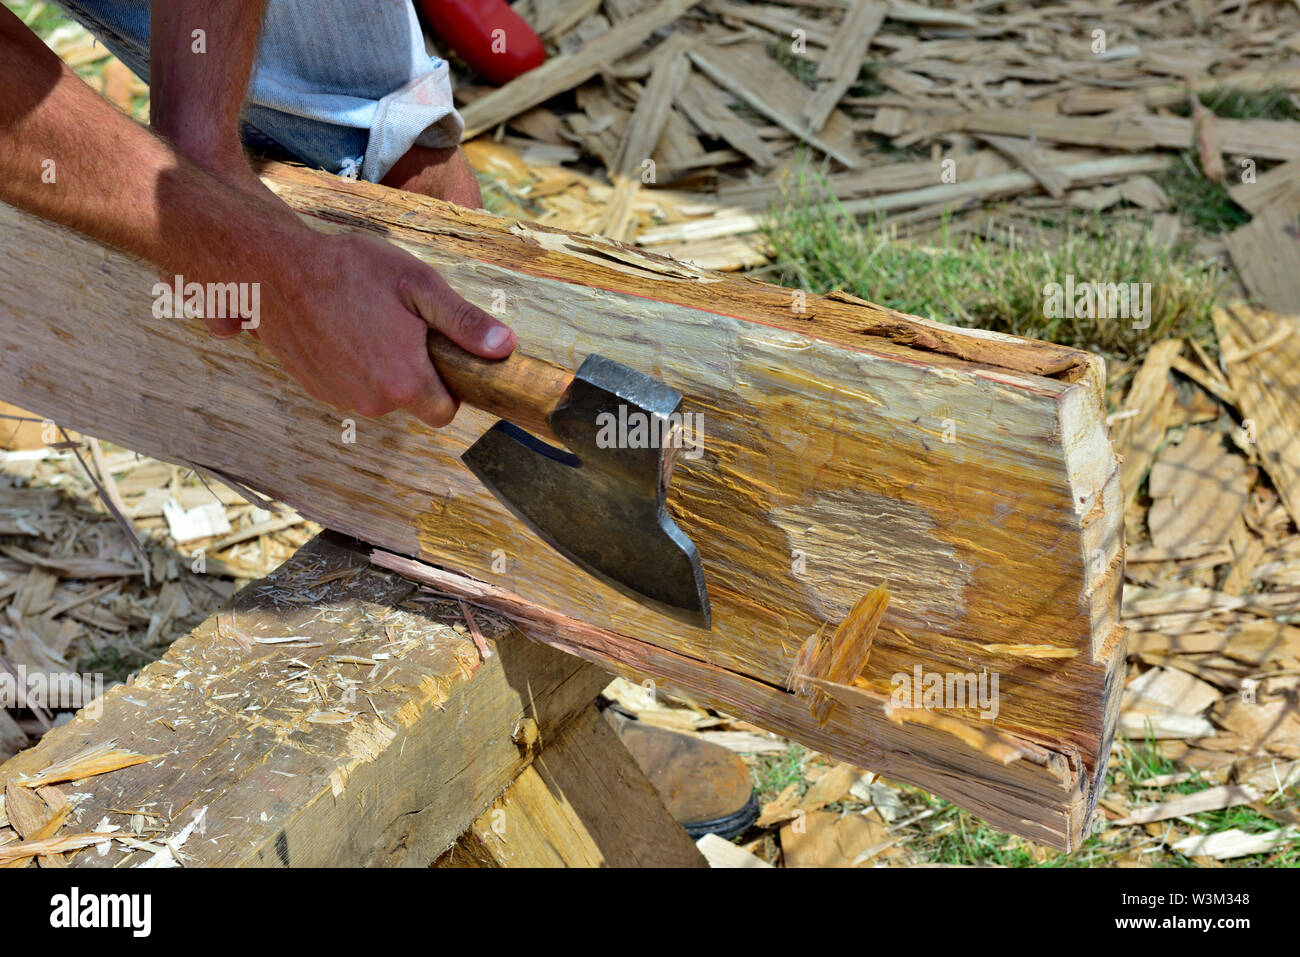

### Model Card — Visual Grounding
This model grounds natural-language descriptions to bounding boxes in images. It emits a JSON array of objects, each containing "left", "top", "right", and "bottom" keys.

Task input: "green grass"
[
  {"left": 476, "top": 174, "right": 518, "bottom": 217},
  {"left": 80, "top": 641, "right": 138, "bottom": 685},
  {"left": 849, "top": 62, "right": 887, "bottom": 100},
  {"left": 6, "top": 0, "right": 65, "bottom": 34},
  {"left": 900, "top": 733, "right": 1299, "bottom": 868},
  {"left": 1116, "top": 728, "right": 1183, "bottom": 784},
  {"left": 1113, "top": 732, "right": 1300, "bottom": 868},
  {"left": 752, "top": 742, "right": 808, "bottom": 803},
  {"left": 1153, "top": 85, "right": 1297, "bottom": 234},
  {"left": 918, "top": 797, "right": 1041, "bottom": 866},
  {"left": 1184, "top": 86, "right": 1300, "bottom": 122},
  {"left": 1157, "top": 150, "right": 1252, "bottom": 234},
  {"left": 761, "top": 168, "right": 1225, "bottom": 361}
]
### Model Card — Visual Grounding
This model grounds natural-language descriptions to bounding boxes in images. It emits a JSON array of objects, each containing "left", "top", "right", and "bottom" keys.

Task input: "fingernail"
[{"left": 484, "top": 325, "right": 511, "bottom": 351}]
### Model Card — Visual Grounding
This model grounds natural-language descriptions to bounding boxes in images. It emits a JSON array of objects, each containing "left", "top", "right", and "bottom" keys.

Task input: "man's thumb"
[{"left": 408, "top": 271, "right": 516, "bottom": 359}]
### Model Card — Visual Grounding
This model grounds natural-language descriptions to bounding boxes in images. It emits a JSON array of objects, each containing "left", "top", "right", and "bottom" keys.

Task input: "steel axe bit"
[{"left": 427, "top": 334, "right": 712, "bottom": 629}]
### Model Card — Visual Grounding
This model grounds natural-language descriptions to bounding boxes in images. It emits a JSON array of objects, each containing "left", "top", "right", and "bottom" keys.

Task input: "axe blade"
[
  {"left": 461, "top": 352, "right": 712, "bottom": 630},
  {"left": 463, "top": 421, "right": 711, "bottom": 629}
]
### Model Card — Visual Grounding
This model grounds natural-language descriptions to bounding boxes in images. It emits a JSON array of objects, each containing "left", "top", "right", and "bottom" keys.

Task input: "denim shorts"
[{"left": 53, "top": 0, "right": 465, "bottom": 182}]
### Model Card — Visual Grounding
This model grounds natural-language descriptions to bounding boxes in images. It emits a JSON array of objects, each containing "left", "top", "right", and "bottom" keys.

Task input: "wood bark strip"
[
  {"left": 1143, "top": 114, "right": 1300, "bottom": 162},
  {"left": 601, "top": 37, "right": 694, "bottom": 240},
  {"left": 1059, "top": 67, "right": 1300, "bottom": 115},
  {"left": 637, "top": 154, "right": 1169, "bottom": 244},
  {"left": 1115, "top": 784, "right": 1259, "bottom": 825},
  {"left": 0, "top": 163, "right": 1124, "bottom": 848},
  {"left": 888, "top": 110, "right": 1300, "bottom": 161},
  {"left": 705, "top": 0, "right": 836, "bottom": 47},
  {"left": 893, "top": 109, "right": 1159, "bottom": 151},
  {"left": 976, "top": 134, "right": 1071, "bottom": 198}
]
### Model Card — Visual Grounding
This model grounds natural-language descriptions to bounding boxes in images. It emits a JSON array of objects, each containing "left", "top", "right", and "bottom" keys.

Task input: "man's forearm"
[
  {"left": 150, "top": 0, "right": 268, "bottom": 175},
  {"left": 0, "top": 6, "right": 302, "bottom": 284},
  {"left": 1, "top": 6, "right": 517, "bottom": 431}
]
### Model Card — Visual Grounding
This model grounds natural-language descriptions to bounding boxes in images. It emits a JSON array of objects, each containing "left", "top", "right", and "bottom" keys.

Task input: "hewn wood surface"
[
  {"left": 0, "top": 535, "right": 610, "bottom": 866},
  {"left": 0, "top": 162, "right": 1124, "bottom": 848},
  {"left": 374, "top": 549, "right": 1107, "bottom": 849}
]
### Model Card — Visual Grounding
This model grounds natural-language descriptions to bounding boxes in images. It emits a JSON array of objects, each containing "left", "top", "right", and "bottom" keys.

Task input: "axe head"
[{"left": 462, "top": 355, "right": 712, "bottom": 629}]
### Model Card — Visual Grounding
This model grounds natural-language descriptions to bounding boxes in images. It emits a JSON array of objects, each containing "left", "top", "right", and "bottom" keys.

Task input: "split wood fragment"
[{"left": 788, "top": 583, "right": 889, "bottom": 725}]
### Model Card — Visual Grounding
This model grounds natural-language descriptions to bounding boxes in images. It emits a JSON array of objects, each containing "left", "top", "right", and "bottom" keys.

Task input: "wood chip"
[
  {"left": 1171, "top": 827, "right": 1296, "bottom": 861},
  {"left": 1113, "top": 339, "right": 1182, "bottom": 509},
  {"left": 1214, "top": 305, "right": 1300, "bottom": 527},
  {"left": 690, "top": 41, "right": 861, "bottom": 168},
  {"left": 696, "top": 831, "right": 773, "bottom": 867},
  {"left": 18, "top": 741, "right": 159, "bottom": 788},
  {"left": 780, "top": 808, "right": 891, "bottom": 867},
  {"left": 1147, "top": 427, "right": 1250, "bottom": 551},
  {"left": 801, "top": 0, "right": 887, "bottom": 132},
  {"left": 461, "top": 0, "right": 703, "bottom": 138},
  {"left": 1116, "top": 784, "right": 1259, "bottom": 825},
  {"left": 1224, "top": 211, "right": 1300, "bottom": 313},
  {"left": 788, "top": 583, "right": 888, "bottom": 725}
]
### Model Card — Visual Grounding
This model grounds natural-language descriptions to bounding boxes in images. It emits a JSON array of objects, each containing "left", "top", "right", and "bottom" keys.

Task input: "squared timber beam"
[{"left": 0, "top": 162, "right": 1124, "bottom": 848}]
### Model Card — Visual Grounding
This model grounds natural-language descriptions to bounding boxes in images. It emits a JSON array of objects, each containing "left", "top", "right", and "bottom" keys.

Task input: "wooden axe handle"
[{"left": 427, "top": 333, "right": 572, "bottom": 443}]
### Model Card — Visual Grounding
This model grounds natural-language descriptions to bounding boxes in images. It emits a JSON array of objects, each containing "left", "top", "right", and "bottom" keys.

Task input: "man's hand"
[
  {"left": 0, "top": 4, "right": 513, "bottom": 431},
  {"left": 148, "top": 0, "right": 510, "bottom": 426},
  {"left": 207, "top": 230, "right": 514, "bottom": 426}
]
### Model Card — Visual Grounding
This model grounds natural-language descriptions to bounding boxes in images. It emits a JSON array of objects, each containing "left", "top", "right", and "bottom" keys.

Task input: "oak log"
[
  {"left": 0, "top": 534, "right": 615, "bottom": 867},
  {"left": 0, "top": 162, "right": 1125, "bottom": 848}
]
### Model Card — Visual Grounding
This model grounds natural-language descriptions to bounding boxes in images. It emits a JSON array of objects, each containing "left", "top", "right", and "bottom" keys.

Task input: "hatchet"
[{"left": 427, "top": 334, "right": 712, "bottom": 629}]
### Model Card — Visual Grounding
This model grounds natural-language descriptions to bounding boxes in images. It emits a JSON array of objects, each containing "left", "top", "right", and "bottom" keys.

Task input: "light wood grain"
[
  {"left": 0, "top": 163, "right": 1123, "bottom": 848},
  {"left": 427, "top": 334, "right": 573, "bottom": 442}
]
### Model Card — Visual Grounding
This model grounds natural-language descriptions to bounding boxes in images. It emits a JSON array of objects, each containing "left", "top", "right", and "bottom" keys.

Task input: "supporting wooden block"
[
  {"left": 435, "top": 705, "right": 707, "bottom": 867},
  {"left": 0, "top": 534, "right": 611, "bottom": 867}
]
